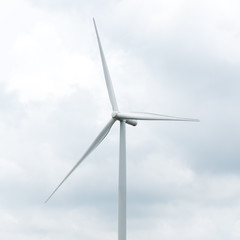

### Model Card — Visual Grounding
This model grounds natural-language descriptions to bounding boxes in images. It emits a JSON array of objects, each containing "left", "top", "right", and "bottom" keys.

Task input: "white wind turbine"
[{"left": 46, "top": 19, "right": 199, "bottom": 240}]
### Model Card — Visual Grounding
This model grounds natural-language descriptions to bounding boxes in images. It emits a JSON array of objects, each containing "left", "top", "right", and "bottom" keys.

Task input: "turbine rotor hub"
[
  {"left": 112, "top": 111, "right": 137, "bottom": 126},
  {"left": 112, "top": 111, "right": 119, "bottom": 118}
]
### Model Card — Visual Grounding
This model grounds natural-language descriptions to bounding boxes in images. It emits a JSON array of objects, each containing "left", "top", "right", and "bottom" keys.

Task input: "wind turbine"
[{"left": 46, "top": 19, "right": 199, "bottom": 240}]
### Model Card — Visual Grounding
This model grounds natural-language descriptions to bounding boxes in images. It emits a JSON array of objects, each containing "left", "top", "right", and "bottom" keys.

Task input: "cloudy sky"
[{"left": 1, "top": 0, "right": 240, "bottom": 239}]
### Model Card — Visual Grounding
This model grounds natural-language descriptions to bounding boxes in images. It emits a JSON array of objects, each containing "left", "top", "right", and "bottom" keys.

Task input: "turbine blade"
[
  {"left": 116, "top": 112, "right": 199, "bottom": 122},
  {"left": 45, "top": 118, "right": 116, "bottom": 203},
  {"left": 93, "top": 18, "right": 119, "bottom": 111}
]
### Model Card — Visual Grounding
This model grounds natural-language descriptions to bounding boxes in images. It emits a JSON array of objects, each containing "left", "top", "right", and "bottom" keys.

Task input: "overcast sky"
[{"left": 1, "top": 0, "right": 240, "bottom": 239}]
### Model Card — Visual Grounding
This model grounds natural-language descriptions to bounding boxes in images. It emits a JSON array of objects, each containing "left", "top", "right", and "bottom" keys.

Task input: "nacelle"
[{"left": 125, "top": 119, "right": 138, "bottom": 126}]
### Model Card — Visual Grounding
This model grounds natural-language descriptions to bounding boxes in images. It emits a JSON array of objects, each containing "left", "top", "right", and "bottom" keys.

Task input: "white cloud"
[{"left": 1, "top": 0, "right": 240, "bottom": 239}]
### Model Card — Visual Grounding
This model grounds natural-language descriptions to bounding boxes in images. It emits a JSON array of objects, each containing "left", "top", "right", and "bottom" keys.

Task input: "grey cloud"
[{"left": 1, "top": 0, "right": 240, "bottom": 239}]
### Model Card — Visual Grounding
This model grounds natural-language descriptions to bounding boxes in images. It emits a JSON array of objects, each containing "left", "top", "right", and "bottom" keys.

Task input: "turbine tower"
[{"left": 46, "top": 19, "right": 199, "bottom": 240}]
